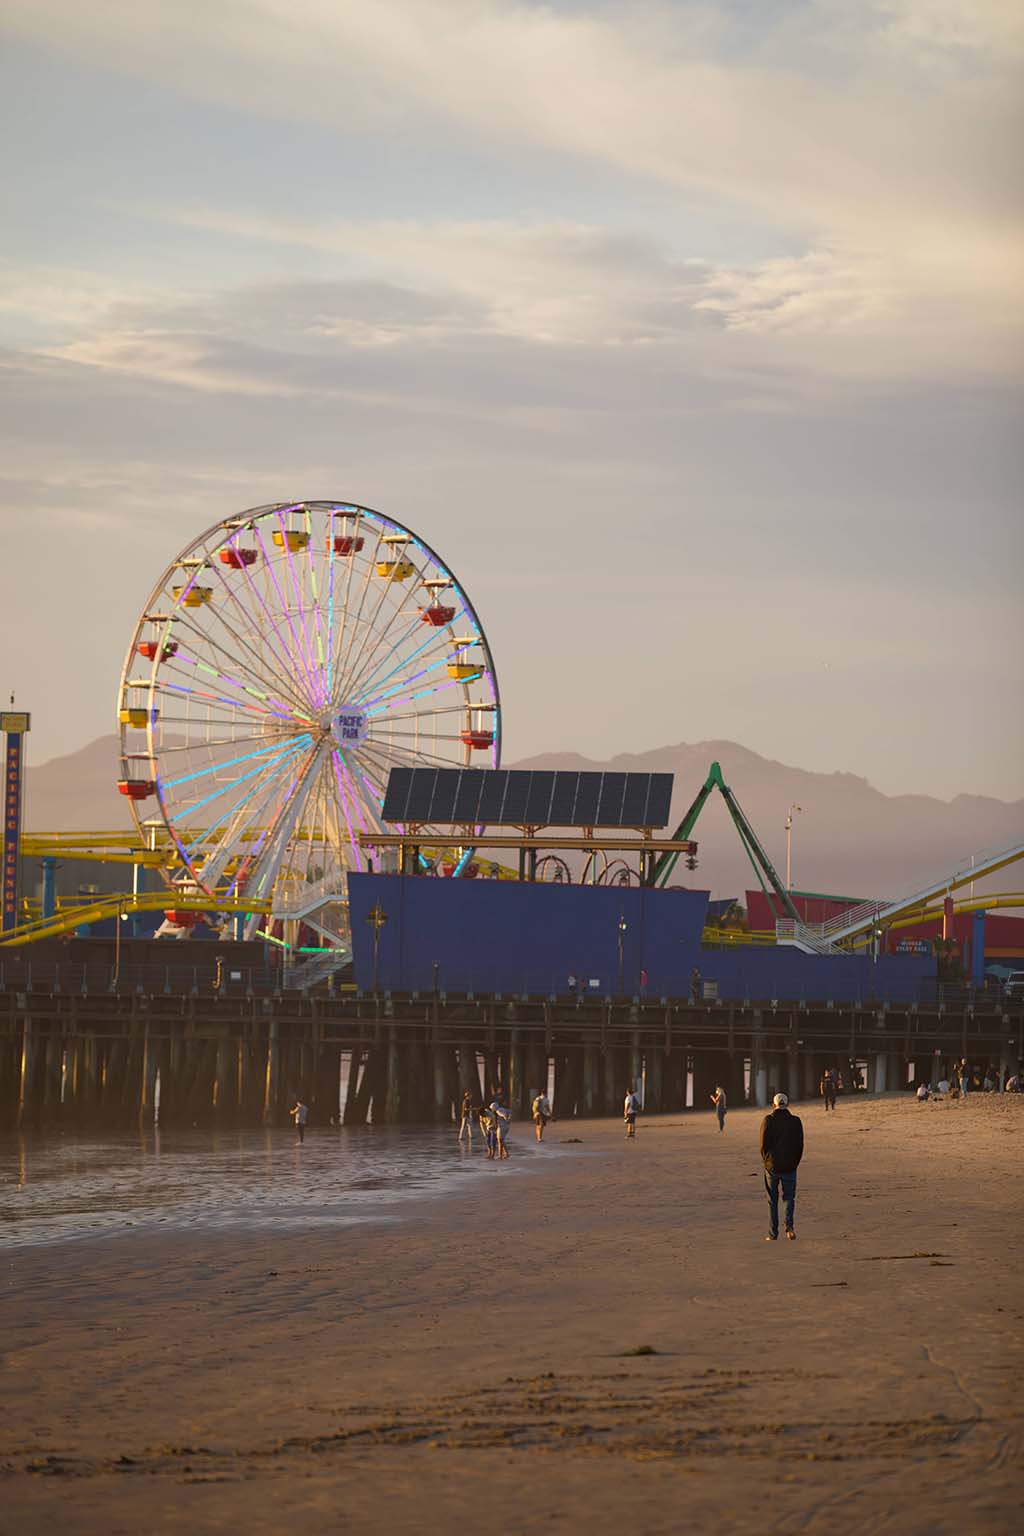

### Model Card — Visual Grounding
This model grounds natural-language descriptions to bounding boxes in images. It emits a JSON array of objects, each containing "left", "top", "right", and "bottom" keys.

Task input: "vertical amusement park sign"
[{"left": 1, "top": 710, "right": 30, "bottom": 932}]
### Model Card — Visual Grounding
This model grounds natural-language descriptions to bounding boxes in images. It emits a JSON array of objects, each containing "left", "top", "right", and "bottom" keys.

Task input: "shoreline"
[{"left": 2, "top": 1097, "right": 1021, "bottom": 1533}]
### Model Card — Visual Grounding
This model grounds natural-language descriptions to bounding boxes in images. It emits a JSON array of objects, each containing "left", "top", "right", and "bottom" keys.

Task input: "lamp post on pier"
[
  {"left": 617, "top": 914, "right": 628, "bottom": 998},
  {"left": 785, "top": 804, "right": 803, "bottom": 891},
  {"left": 365, "top": 904, "right": 389, "bottom": 1009}
]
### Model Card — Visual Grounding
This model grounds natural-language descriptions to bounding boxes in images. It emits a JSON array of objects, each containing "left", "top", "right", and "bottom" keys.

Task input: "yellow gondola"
[
  {"left": 171, "top": 585, "right": 213, "bottom": 607},
  {"left": 119, "top": 708, "right": 154, "bottom": 727},
  {"left": 272, "top": 530, "right": 310, "bottom": 553},
  {"left": 376, "top": 560, "right": 415, "bottom": 581},
  {"left": 447, "top": 662, "right": 484, "bottom": 682}
]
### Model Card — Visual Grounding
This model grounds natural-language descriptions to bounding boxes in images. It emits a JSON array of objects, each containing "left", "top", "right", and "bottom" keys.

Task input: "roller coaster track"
[{"left": 0, "top": 891, "right": 271, "bottom": 948}]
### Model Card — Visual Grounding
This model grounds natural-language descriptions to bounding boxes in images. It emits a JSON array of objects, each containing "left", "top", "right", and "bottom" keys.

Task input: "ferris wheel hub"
[{"left": 332, "top": 706, "right": 369, "bottom": 749}]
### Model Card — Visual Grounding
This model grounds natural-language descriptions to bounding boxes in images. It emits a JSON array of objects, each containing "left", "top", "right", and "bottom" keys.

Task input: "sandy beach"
[{"left": 2, "top": 1094, "right": 1021, "bottom": 1534}]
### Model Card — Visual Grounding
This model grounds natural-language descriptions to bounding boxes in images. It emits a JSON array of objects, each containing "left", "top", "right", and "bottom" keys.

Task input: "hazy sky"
[{"left": 2, "top": 1, "right": 1021, "bottom": 799}]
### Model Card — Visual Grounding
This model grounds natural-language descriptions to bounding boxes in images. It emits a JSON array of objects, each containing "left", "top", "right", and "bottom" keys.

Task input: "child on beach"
[
  {"left": 623, "top": 1088, "right": 640, "bottom": 1138},
  {"left": 290, "top": 1099, "right": 308, "bottom": 1144},
  {"left": 479, "top": 1105, "right": 497, "bottom": 1159},
  {"left": 532, "top": 1091, "right": 551, "bottom": 1141}
]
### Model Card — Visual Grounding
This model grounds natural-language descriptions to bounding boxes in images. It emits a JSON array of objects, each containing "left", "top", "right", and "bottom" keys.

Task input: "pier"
[{"left": 2, "top": 941, "right": 1019, "bottom": 1130}]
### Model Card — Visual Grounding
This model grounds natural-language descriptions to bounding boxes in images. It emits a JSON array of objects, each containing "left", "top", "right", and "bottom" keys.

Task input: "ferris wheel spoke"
[
  {"left": 274, "top": 508, "right": 324, "bottom": 709},
  {"left": 240, "top": 742, "right": 324, "bottom": 900},
  {"left": 304, "top": 508, "right": 328, "bottom": 691},
  {"left": 161, "top": 604, "right": 308, "bottom": 716},
  {"left": 192, "top": 538, "right": 315, "bottom": 713},
  {"left": 354, "top": 625, "right": 467, "bottom": 711},
  {"left": 335, "top": 589, "right": 428, "bottom": 709},
  {"left": 167, "top": 734, "right": 311, "bottom": 824},
  {"left": 341, "top": 600, "right": 457, "bottom": 709},
  {"left": 368, "top": 668, "right": 475, "bottom": 719},
  {"left": 329, "top": 750, "right": 363, "bottom": 867},
  {"left": 331, "top": 519, "right": 387, "bottom": 701},
  {"left": 326, "top": 510, "right": 366, "bottom": 703},
  {"left": 203, "top": 746, "right": 317, "bottom": 893},
  {"left": 250, "top": 521, "right": 323, "bottom": 708},
  {"left": 154, "top": 681, "right": 313, "bottom": 726},
  {"left": 160, "top": 735, "right": 310, "bottom": 792},
  {"left": 158, "top": 652, "right": 300, "bottom": 723}
]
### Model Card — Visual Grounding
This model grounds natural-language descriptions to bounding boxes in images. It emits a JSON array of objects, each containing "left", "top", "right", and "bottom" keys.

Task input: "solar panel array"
[{"left": 381, "top": 768, "right": 674, "bottom": 829}]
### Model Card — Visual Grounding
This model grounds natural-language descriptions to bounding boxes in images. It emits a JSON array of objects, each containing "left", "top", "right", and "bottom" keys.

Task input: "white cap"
[{"left": 773, "top": 1092, "right": 789, "bottom": 1107}]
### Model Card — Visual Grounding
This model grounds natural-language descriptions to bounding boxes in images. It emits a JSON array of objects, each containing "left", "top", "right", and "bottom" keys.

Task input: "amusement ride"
[{"left": 115, "top": 500, "right": 499, "bottom": 947}]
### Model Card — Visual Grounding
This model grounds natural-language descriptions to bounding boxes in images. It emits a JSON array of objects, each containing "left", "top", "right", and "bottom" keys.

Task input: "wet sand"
[{"left": 2, "top": 1095, "right": 1021, "bottom": 1534}]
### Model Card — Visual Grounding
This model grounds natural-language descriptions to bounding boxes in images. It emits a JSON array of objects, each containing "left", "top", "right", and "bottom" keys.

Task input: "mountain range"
[{"left": 20, "top": 735, "right": 1023, "bottom": 904}]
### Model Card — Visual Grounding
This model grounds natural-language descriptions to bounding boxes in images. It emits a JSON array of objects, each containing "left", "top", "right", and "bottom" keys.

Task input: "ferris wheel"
[{"left": 117, "top": 500, "right": 500, "bottom": 927}]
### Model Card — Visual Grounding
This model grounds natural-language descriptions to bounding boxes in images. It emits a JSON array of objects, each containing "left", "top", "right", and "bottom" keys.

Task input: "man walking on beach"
[
  {"left": 760, "top": 1092, "right": 804, "bottom": 1242},
  {"left": 531, "top": 1090, "right": 551, "bottom": 1141},
  {"left": 820, "top": 1068, "right": 838, "bottom": 1111},
  {"left": 624, "top": 1087, "right": 640, "bottom": 1138}
]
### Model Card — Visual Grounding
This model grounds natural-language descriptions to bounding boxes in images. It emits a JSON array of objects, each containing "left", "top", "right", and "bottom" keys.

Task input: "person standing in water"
[
  {"left": 290, "top": 1099, "right": 309, "bottom": 1144},
  {"left": 710, "top": 1085, "right": 727, "bottom": 1131},
  {"left": 457, "top": 1090, "right": 475, "bottom": 1143}
]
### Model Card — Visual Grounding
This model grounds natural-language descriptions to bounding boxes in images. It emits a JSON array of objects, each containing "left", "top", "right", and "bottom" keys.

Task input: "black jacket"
[{"left": 760, "top": 1106, "right": 804, "bottom": 1174}]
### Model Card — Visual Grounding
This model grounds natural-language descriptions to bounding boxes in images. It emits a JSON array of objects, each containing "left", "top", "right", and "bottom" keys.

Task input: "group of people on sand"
[
  {"left": 918, "top": 1058, "right": 1019, "bottom": 1100},
  {"left": 458, "top": 1087, "right": 554, "bottom": 1157}
]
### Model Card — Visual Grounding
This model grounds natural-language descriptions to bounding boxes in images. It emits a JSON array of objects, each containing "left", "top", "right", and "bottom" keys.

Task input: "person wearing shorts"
[
  {"left": 531, "top": 1091, "right": 551, "bottom": 1142},
  {"left": 623, "top": 1088, "right": 640, "bottom": 1138},
  {"left": 491, "top": 1096, "right": 511, "bottom": 1159}
]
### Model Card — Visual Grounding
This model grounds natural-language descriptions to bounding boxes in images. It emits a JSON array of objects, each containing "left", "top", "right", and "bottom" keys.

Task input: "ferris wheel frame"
[{"left": 117, "top": 499, "right": 502, "bottom": 924}]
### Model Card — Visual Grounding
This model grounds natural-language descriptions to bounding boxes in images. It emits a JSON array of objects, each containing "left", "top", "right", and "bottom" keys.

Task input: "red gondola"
[
  {"left": 117, "top": 779, "right": 156, "bottom": 800},
  {"left": 460, "top": 729, "right": 494, "bottom": 750},
  {"left": 137, "top": 641, "right": 178, "bottom": 662},
  {"left": 218, "top": 548, "right": 259, "bottom": 568},
  {"left": 420, "top": 604, "right": 456, "bottom": 627},
  {"left": 328, "top": 535, "right": 365, "bottom": 555},
  {"left": 164, "top": 909, "right": 201, "bottom": 927}
]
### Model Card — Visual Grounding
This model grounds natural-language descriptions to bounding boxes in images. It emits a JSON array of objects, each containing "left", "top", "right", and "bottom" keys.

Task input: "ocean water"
[{"left": 0, "top": 1122, "right": 553, "bottom": 1249}]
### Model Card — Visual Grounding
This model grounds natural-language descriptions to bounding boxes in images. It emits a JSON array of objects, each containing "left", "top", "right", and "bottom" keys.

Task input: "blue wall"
[
  {"left": 347, "top": 876, "right": 937, "bottom": 1002},
  {"left": 697, "top": 947, "right": 935, "bottom": 1006},
  {"left": 348, "top": 875, "right": 707, "bottom": 996}
]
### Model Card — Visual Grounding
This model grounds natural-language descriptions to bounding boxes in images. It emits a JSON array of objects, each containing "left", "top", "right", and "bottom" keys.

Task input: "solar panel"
[
  {"left": 430, "top": 768, "right": 460, "bottom": 823},
  {"left": 453, "top": 769, "right": 485, "bottom": 822},
  {"left": 404, "top": 769, "right": 436, "bottom": 822},
  {"left": 596, "top": 772, "right": 627, "bottom": 827},
  {"left": 524, "top": 770, "right": 556, "bottom": 824},
  {"left": 573, "top": 773, "right": 602, "bottom": 826},
  {"left": 381, "top": 768, "right": 675, "bottom": 828},
  {"left": 381, "top": 766, "right": 413, "bottom": 822},
  {"left": 500, "top": 772, "right": 530, "bottom": 822},
  {"left": 645, "top": 773, "right": 674, "bottom": 827},
  {"left": 620, "top": 773, "right": 650, "bottom": 824},
  {"left": 477, "top": 771, "right": 509, "bottom": 823}
]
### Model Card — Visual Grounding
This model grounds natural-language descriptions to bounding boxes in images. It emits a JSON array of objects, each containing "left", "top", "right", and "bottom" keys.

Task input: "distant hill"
[
  {"left": 22, "top": 734, "right": 1024, "bottom": 903},
  {"left": 508, "top": 741, "right": 1024, "bottom": 904}
]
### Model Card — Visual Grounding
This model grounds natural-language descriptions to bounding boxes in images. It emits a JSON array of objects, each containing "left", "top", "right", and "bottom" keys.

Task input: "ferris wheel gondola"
[{"left": 117, "top": 501, "right": 500, "bottom": 930}]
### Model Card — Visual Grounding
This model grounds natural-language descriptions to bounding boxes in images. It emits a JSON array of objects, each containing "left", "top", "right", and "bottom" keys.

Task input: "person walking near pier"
[
  {"left": 760, "top": 1092, "right": 804, "bottom": 1242},
  {"left": 458, "top": 1090, "right": 475, "bottom": 1143},
  {"left": 958, "top": 1059, "right": 971, "bottom": 1101},
  {"left": 710, "top": 1085, "right": 727, "bottom": 1131},
  {"left": 532, "top": 1090, "right": 551, "bottom": 1141},
  {"left": 624, "top": 1087, "right": 640, "bottom": 1138},
  {"left": 290, "top": 1099, "right": 308, "bottom": 1145},
  {"left": 820, "top": 1069, "right": 838, "bottom": 1112}
]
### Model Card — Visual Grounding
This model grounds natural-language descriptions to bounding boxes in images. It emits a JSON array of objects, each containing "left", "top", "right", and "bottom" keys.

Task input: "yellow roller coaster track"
[{"left": 0, "top": 891, "right": 271, "bottom": 948}]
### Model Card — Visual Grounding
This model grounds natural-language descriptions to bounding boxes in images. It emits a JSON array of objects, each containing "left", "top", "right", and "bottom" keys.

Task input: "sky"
[{"left": 1, "top": 0, "right": 1021, "bottom": 801}]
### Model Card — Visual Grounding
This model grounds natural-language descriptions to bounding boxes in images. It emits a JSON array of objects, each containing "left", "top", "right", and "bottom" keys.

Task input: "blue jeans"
[
  {"left": 764, "top": 1169, "right": 797, "bottom": 1235},
  {"left": 717, "top": 1107, "right": 726, "bottom": 1131}
]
